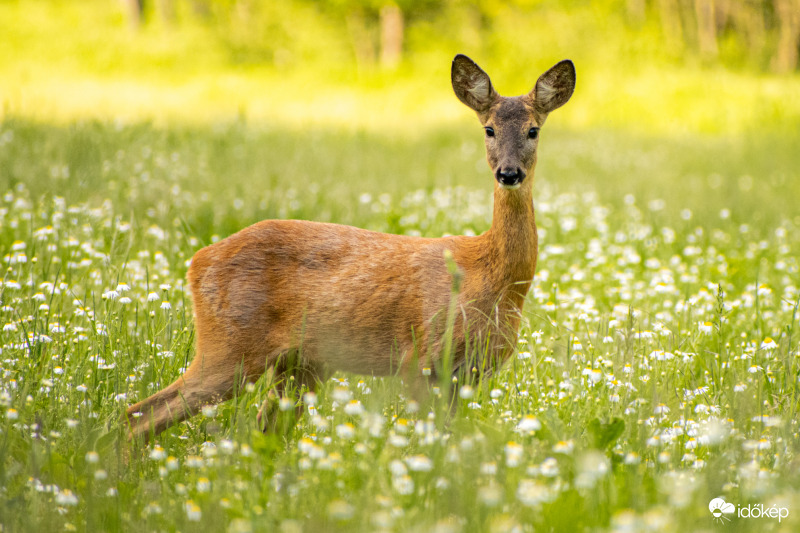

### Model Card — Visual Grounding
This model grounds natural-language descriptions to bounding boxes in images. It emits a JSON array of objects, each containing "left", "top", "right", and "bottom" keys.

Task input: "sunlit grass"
[{"left": 1, "top": 119, "right": 799, "bottom": 531}]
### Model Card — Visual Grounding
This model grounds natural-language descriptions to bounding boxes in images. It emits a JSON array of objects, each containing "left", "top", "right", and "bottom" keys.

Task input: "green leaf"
[{"left": 587, "top": 417, "right": 625, "bottom": 451}]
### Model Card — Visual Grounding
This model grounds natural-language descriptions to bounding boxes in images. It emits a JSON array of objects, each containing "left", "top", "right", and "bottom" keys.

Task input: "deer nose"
[{"left": 496, "top": 167, "right": 525, "bottom": 187}]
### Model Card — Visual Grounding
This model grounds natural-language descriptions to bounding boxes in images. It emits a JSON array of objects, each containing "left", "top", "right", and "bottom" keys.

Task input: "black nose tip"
[{"left": 496, "top": 168, "right": 525, "bottom": 186}]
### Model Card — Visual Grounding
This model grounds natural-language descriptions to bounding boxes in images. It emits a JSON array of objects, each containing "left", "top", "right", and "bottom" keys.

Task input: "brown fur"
[{"left": 125, "top": 55, "right": 576, "bottom": 440}]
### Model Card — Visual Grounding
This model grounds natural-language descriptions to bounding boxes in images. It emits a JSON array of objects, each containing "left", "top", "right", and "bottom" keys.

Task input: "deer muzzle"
[{"left": 496, "top": 167, "right": 526, "bottom": 189}]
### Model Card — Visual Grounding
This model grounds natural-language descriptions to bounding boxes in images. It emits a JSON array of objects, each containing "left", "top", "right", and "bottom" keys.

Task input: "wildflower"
[
  {"left": 699, "top": 322, "right": 714, "bottom": 334},
  {"left": 202, "top": 442, "right": 217, "bottom": 458},
  {"left": 624, "top": 452, "right": 640, "bottom": 465},
  {"left": 388, "top": 434, "right": 409, "bottom": 447},
  {"left": 654, "top": 404, "right": 670, "bottom": 414},
  {"left": 392, "top": 475, "right": 414, "bottom": 495},
  {"left": 328, "top": 500, "right": 354, "bottom": 520},
  {"left": 760, "top": 337, "right": 777, "bottom": 350},
  {"left": 196, "top": 478, "right": 211, "bottom": 492},
  {"left": 55, "top": 489, "right": 78, "bottom": 506},
  {"left": 516, "top": 480, "right": 553, "bottom": 507},
  {"left": 478, "top": 484, "right": 502, "bottom": 507},
  {"left": 751, "top": 415, "right": 781, "bottom": 427},
  {"left": 166, "top": 456, "right": 179, "bottom": 470},
  {"left": 279, "top": 397, "right": 296, "bottom": 412},
  {"left": 649, "top": 350, "right": 674, "bottom": 361},
  {"left": 184, "top": 501, "right": 202, "bottom": 521},
  {"left": 406, "top": 455, "right": 433, "bottom": 472},
  {"left": 201, "top": 405, "right": 217, "bottom": 418},
  {"left": 505, "top": 442, "right": 524, "bottom": 467},
  {"left": 515, "top": 415, "right": 541, "bottom": 433},
  {"left": 748, "top": 365, "right": 763, "bottom": 374},
  {"left": 144, "top": 502, "right": 162, "bottom": 516},
  {"left": 303, "top": 391, "right": 317, "bottom": 406},
  {"left": 185, "top": 456, "right": 203, "bottom": 468},
  {"left": 480, "top": 462, "right": 497, "bottom": 475},
  {"left": 540, "top": 457, "right": 559, "bottom": 477},
  {"left": 389, "top": 460, "right": 407, "bottom": 476},
  {"left": 160, "top": 301, "right": 171, "bottom": 310},
  {"left": 343, "top": 400, "right": 363, "bottom": 416},
  {"left": 335, "top": 423, "right": 355, "bottom": 439},
  {"left": 459, "top": 385, "right": 474, "bottom": 399},
  {"left": 553, "top": 440, "right": 574, "bottom": 454},
  {"left": 6, "top": 408, "right": 18, "bottom": 420},
  {"left": 147, "top": 292, "right": 159, "bottom": 302},
  {"left": 575, "top": 450, "right": 610, "bottom": 489},
  {"left": 85, "top": 451, "right": 99, "bottom": 464},
  {"left": 332, "top": 387, "right": 352, "bottom": 403},
  {"left": 149, "top": 446, "right": 167, "bottom": 461}
]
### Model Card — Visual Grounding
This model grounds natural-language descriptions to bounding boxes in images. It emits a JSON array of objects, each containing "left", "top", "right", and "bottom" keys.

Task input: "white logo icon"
[{"left": 709, "top": 498, "right": 736, "bottom": 524}]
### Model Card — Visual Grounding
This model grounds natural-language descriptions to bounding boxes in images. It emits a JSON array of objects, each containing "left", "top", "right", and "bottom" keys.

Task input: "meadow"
[{"left": 0, "top": 116, "right": 799, "bottom": 532}]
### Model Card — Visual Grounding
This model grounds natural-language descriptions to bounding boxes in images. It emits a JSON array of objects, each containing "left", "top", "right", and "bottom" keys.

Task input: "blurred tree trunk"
[
  {"left": 658, "top": 0, "right": 685, "bottom": 51},
  {"left": 694, "top": 0, "right": 719, "bottom": 59},
  {"left": 773, "top": 0, "right": 800, "bottom": 72},
  {"left": 346, "top": 9, "right": 377, "bottom": 72},
  {"left": 156, "top": 0, "right": 175, "bottom": 24},
  {"left": 626, "top": 0, "right": 646, "bottom": 23},
  {"left": 728, "top": 0, "right": 766, "bottom": 65},
  {"left": 380, "top": 3, "right": 404, "bottom": 69},
  {"left": 121, "top": 0, "right": 145, "bottom": 28}
]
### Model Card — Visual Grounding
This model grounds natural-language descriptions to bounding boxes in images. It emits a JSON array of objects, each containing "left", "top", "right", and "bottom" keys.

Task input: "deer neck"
[{"left": 483, "top": 181, "right": 538, "bottom": 287}]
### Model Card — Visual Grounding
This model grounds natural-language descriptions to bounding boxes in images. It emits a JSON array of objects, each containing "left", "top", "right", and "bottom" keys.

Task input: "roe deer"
[{"left": 126, "top": 54, "right": 576, "bottom": 440}]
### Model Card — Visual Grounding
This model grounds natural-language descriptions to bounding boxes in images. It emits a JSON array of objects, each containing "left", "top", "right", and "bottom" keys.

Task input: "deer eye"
[
  {"left": 484, "top": 127, "right": 495, "bottom": 137},
  {"left": 528, "top": 127, "right": 540, "bottom": 139}
]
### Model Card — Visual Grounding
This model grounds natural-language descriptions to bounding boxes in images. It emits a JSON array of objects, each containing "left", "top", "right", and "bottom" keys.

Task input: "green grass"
[{"left": 1, "top": 118, "right": 799, "bottom": 531}]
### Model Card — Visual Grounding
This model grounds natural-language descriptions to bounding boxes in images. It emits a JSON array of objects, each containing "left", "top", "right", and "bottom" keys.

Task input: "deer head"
[{"left": 451, "top": 55, "right": 576, "bottom": 189}]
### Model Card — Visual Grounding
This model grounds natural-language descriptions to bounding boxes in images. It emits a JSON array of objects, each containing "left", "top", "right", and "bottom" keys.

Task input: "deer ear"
[
  {"left": 531, "top": 60, "right": 576, "bottom": 114},
  {"left": 452, "top": 54, "right": 497, "bottom": 113}
]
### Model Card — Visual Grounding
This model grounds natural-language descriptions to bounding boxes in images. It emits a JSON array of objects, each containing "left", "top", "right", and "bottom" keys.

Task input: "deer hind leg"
[
  {"left": 126, "top": 333, "right": 270, "bottom": 442},
  {"left": 257, "top": 352, "right": 327, "bottom": 432}
]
